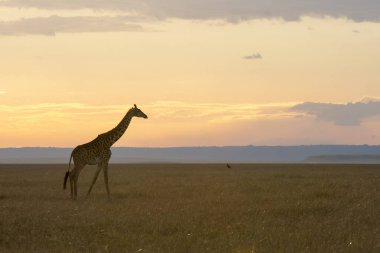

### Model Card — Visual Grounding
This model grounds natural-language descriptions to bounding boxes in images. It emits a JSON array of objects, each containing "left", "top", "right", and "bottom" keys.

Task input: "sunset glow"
[{"left": 1, "top": 2, "right": 380, "bottom": 147}]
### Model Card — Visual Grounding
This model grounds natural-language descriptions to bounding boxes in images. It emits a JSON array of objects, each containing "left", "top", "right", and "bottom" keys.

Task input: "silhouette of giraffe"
[{"left": 63, "top": 104, "right": 148, "bottom": 199}]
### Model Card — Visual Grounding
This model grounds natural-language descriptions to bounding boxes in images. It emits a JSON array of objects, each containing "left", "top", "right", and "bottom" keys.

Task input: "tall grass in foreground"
[{"left": 0, "top": 164, "right": 379, "bottom": 252}]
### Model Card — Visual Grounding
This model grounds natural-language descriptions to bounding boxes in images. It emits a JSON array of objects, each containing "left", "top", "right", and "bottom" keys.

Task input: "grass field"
[{"left": 0, "top": 164, "right": 379, "bottom": 253}]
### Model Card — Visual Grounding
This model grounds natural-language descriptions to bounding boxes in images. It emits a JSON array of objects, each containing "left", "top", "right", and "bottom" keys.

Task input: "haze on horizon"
[{"left": 1, "top": 1, "right": 380, "bottom": 147}]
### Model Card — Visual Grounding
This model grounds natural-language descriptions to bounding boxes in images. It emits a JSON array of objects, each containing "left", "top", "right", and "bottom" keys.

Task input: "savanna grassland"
[{"left": 0, "top": 164, "right": 379, "bottom": 253}]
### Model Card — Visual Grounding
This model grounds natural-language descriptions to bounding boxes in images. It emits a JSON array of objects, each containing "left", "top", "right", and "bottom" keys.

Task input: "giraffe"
[{"left": 63, "top": 104, "right": 148, "bottom": 200}]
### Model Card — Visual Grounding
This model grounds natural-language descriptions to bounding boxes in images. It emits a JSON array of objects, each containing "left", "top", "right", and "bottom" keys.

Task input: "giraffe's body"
[{"left": 63, "top": 104, "right": 148, "bottom": 199}]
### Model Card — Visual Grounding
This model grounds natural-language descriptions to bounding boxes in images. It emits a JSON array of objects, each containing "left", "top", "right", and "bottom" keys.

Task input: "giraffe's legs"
[
  {"left": 103, "top": 162, "right": 110, "bottom": 199},
  {"left": 73, "top": 172, "right": 79, "bottom": 200},
  {"left": 86, "top": 164, "right": 102, "bottom": 197},
  {"left": 70, "top": 165, "right": 83, "bottom": 200},
  {"left": 69, "top": 170, "right": 74, "bottom": 199}
]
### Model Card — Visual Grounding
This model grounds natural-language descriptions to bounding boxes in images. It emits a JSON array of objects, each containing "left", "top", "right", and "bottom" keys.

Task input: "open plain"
[{"left": 0, "top": 164, "right": 379, "bottom": 253}]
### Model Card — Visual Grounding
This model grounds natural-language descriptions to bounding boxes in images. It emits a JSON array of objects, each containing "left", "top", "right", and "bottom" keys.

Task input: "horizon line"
[{"left": 1, "top": 144, "right": 380, "bottom": 149}]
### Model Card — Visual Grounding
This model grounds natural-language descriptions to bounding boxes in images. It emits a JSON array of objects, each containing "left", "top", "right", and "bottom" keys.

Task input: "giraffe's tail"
[{"left": 63, "top": 152, "right": 73, "bottom": 190}]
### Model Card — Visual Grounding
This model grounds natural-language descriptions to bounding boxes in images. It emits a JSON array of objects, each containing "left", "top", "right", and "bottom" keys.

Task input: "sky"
[{"left": 1, "top": 0, "right": 380, "bottom": 147}]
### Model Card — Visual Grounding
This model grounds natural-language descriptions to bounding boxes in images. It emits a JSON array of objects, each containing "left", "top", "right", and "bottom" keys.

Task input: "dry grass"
[{"left": 0, "top": 164, "right": 379, "bottom": 253}]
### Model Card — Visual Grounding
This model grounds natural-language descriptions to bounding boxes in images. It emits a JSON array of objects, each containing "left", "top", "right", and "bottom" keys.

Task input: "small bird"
[{"left": 226, "top": 163, "right": 231, "bottom": 168}]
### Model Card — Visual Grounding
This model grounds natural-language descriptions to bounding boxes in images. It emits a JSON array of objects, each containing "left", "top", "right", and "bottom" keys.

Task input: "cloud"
[
  {"left": 1, "top": 0, "right": 380, "bottom": 23},
  {"left": 358, "top": 97, "right": 380, "bottom": 103},
  {"left": 0, "top": 101, "right": 297, "bottom": 127},
  {"left": 0, "top": 103, "right": 131, "bottom": 115},
  {"left": 291, "top": 99, "right": 380, "bottom": 126},
  {"left": 2, "top": 100, "right": 380, "bottom": 146},
  {"left": 243, "top": 53, "right": 262, "bottom": 60},
  {"left": 0, "top": 15, "right": 144, "bottom": 35},
  {"left": 148, "top": 101, "right": 299, "bottom": 122},
  {"left": 3, "top": 99, "right": 380, "bottom": 130}
]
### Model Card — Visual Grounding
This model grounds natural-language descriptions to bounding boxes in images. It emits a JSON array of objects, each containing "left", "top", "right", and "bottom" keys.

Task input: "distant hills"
[
  {"left": 1, "top": 145, "right": 380, "bottom": 164},
  {"left": 305, "top": 155, "right": 380, "bottom": 164}
]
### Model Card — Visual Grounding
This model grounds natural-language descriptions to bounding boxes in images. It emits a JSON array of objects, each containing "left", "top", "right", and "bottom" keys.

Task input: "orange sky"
[{"left": 1, "top": 4, "right": 380, "bottom": 147}]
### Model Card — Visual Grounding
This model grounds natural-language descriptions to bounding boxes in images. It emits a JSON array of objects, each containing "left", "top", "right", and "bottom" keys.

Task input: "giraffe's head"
[{"left": 131, "top": 104, "right": 148, "bottom": 119}]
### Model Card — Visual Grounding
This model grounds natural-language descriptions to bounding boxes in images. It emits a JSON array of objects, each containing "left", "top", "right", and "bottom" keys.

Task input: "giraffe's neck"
[{"left": 104, "top": 109, "right": 134, "bottom": 147}]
